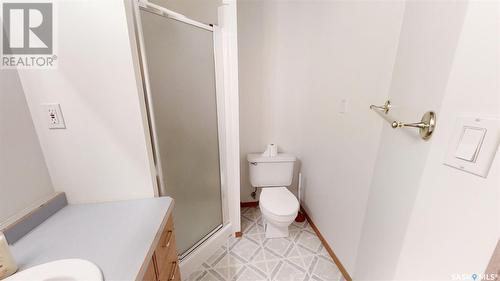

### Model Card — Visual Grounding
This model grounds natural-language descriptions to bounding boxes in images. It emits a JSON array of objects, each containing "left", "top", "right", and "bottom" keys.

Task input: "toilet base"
[{"left": 263, "top": 218, "right": 290, "bottom": 238}]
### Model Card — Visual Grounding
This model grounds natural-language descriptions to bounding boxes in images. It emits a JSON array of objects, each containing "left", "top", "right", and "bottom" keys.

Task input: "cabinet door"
[
  {"left": 156, "top": 215, "right": 181, "bottom": 281},
  {"left": 142, "top": 258, "right": 157, "bottom": 281},
  {"left": 157, "top": 236, "right": 180, "bottom": 281},
  {"left": 156, "top": 215, "right": 175, "bottom": 265}
]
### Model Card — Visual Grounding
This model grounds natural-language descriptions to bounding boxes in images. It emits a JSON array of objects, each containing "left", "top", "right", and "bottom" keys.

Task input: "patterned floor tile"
[
  {"left": 311, "top": 256, "right": 342, "bottom": 280},
  {"left": 185, "top": 207, "right": 343, "bottom": 281},
  {"left": 272, "top": 260, "right": 307, "bottom": 281}
]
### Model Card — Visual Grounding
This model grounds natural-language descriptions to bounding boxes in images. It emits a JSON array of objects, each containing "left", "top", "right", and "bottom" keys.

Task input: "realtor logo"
[{"left": 1, "top": 2, "right": 57, "bottom": 68}]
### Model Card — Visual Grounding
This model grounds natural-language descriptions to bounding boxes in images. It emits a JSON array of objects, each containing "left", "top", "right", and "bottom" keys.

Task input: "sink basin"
[{"left": 4, "top": 259, "right": 103, "bottom": 281}]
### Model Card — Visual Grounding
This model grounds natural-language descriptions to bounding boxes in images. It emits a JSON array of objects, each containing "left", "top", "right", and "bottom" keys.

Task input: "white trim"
[
  {"left": 179, "top": 223, "right": 233, "bottom": 278},
  {"left": 218, "top": 2, "right": 241, "bottom": 235},
  {"left": 214, "top": 25, "right": 230, "bottom": 225},
  {"left": 138, "top": 0, "right": 213, "bottom": 31}
]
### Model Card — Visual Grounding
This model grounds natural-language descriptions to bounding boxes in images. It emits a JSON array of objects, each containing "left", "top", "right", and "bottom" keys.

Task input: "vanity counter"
[{"left": 10, "top": 197, "right": 174, "bottom": 281}]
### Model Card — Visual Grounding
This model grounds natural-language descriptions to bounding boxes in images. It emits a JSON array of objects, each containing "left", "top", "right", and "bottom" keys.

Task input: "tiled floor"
[{"left": 185, "top": 207, "right": 344, "bottom": 281}]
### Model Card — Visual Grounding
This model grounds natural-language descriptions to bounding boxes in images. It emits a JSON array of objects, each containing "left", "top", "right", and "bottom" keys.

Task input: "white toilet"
[{"left": 247, "top": 153, "right": 299, "bottom": 238}]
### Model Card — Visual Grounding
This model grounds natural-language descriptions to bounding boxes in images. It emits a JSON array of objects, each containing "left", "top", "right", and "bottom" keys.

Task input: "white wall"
[
  {"left": 354, "top": 1, "right": 499, "bottom": 280},
  {"left": 238, "top": 1, "right": 405, "bottom": 272},
  {"left": 18, "top": 0, "right": 156, "bottom": 204},
  {"left": 394, "top": 1, "right": 499, "bottom": 279},
  {"left": 0, "top": 69, "right": 55, "bottom": 224}
]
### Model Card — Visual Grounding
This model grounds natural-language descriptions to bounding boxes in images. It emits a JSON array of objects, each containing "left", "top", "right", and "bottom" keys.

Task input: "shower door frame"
[{"left": 130, "top": 0, "right": 230, "bottom": 261}]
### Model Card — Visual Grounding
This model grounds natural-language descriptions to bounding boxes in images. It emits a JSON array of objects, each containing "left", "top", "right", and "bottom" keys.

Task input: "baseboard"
[
  {"left": 240, "top": 201, "right": 259, "bottom": 207},
  {"left": 301, "top": 207, "right": 353, "bottom": 281}
]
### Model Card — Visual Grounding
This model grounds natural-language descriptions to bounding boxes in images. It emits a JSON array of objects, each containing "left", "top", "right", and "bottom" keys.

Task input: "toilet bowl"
[{"left": 259, "top": 186, "right": 299, "bottom": 238}]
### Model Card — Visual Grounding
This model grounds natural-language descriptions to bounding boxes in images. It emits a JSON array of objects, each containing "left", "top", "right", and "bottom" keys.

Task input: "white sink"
[{"left": 4, "top": 259, "right": 103, "bottom": 281}]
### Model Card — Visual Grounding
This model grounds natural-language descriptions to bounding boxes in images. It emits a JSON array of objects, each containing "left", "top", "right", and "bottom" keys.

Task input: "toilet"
[{"left": 247, "top": 153, "right": 299, "bottom": 238}]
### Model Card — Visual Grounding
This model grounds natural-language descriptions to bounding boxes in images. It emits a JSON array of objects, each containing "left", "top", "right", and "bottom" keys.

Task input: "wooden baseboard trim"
[
  {"left": 301, "top": 208, "right": 353, "bottom": 281},
  {"left": 235, "top": 231, "right": 242, "bottom": 238},
  {"left": 240, "top": 201, "right": 259, "bottom": 208}
]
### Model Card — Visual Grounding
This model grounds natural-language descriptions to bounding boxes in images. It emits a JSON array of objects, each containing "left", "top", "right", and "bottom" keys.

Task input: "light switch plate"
[
  {"left": 454, "top": 126, "right": 486, "bottom": 162},
  {"left": 444, "top": 116, "right": 500, "bottom": 178}
]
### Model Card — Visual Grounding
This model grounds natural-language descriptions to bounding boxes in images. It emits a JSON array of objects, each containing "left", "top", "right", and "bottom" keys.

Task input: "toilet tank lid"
[{"left": 247, "top": 153, "right": 296, "bottom": 163}]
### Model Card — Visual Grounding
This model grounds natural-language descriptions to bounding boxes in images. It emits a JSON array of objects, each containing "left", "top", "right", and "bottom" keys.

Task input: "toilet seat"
[{"left": 260, "top": 187, "right": 299, "bottom": 221}]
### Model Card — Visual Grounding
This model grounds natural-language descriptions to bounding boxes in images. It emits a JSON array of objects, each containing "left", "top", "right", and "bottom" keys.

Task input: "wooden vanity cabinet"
[
  {"left": 143, "top": 259, "right": 157, "bottom": 281},
  {"left": 142, "top": 214, "right": 180, "bottom": 281}
]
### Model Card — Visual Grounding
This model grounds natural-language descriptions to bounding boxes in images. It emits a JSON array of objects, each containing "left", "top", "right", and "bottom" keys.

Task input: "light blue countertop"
[{"left": 11, "top": 197, "right": 173, "bottom": 281}]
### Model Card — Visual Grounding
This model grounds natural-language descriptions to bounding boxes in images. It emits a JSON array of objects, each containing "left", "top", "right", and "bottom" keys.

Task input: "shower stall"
[{"left": 132, "top": 0, "right": 231, "bottom": 261}]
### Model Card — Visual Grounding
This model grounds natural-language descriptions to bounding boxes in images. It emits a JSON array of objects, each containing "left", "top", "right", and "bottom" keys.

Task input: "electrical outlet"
[{"left": 43, "top": 103, "right": 66, "bottom": 129}]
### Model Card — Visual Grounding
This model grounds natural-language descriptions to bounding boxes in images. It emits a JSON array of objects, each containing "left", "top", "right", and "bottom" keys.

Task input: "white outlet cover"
[
  {"left": 443, "top": 116, "right": 500, "bottom": 178},
  {"left": 42, "top": 103, "right": 66, "bottom": 129}
]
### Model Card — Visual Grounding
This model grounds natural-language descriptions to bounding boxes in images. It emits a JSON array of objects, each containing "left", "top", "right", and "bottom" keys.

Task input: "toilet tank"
[{"left": 247, "top": 153, "right": 296, "bottom": 187}]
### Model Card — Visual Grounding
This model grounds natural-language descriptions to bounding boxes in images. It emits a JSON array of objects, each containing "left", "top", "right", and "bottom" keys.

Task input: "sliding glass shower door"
[{"left": 139, "top": 9, "right": 223, "bottom": 258}]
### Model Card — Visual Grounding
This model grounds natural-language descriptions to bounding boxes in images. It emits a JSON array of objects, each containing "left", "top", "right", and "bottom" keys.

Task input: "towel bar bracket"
[
  {"left": 370, "top": 100, "right": 436, "bottom": 141},
  {"left": 369, "top": 100, "right": 391, "bottom": 114},
  {"left": 391, "top": 111, "right": 436, "bottom": 140}
]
